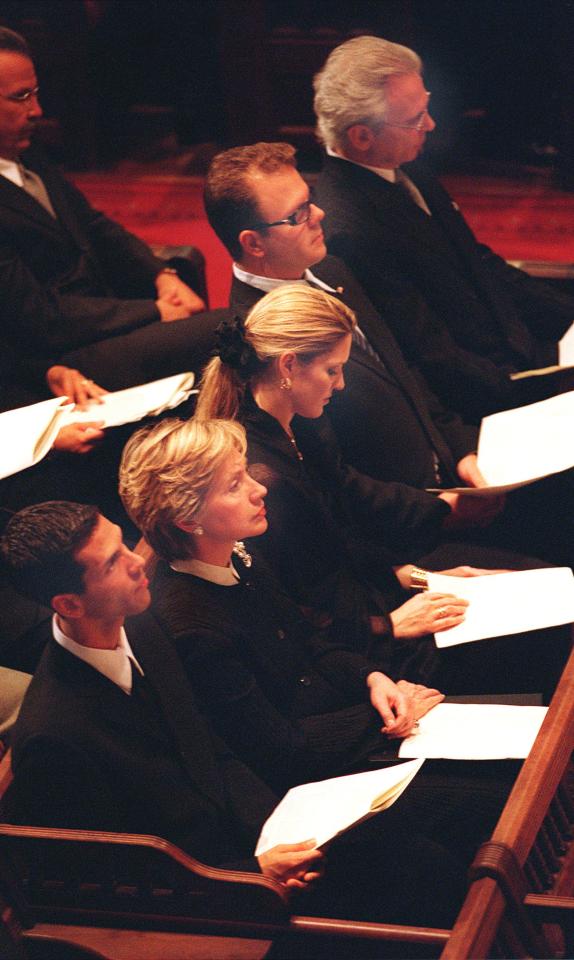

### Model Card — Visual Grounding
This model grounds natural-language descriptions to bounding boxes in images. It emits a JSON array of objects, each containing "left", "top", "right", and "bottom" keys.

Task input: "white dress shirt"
[
  {"left": 53, "top": 615, "right": 144, "bottom": 695},
  {"left": 0, "top": 157, "right": 24, "bottom": 188}
]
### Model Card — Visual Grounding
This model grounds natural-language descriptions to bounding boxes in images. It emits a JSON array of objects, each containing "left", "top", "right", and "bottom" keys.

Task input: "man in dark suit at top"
[
  {"left": 0, "top": 27, "right": 222, "bottom": 404},
  {"left": 313, "top": 36, "right": 574, "bottom": 424}
]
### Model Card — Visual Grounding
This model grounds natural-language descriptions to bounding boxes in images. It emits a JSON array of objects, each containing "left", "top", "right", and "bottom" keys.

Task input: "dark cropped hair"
[
  {"left": 204, "top": 142, "right": 297, "bottom": 260},
  {"left": 0, "top": 501, "right": 99, "bottom": 608},
  {"left": 0, "top": 27, "right": 31, "bottom": 57}
]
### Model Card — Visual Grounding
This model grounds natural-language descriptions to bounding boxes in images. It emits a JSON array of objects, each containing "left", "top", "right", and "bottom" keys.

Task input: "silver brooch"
[{"left": 233, "top": 541, "right": 252, "bottom": 567}]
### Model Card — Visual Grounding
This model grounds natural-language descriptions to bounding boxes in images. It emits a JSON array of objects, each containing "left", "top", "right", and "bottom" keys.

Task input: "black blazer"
[
  {"left": 6, "top": 611, "right": 276, "bottom": 869},
  {"left": 0, "top": 150, "right": 227, "bottom": 395},
  {"left": 0, "top": 150, "right": 163, "bottom": 365},
  {"left": 230, "top": 262, "right": 477, "bottom": 486},
  {"left": 152, "top": 557, "right": 396, "bottom": 792},
  {"left": 316, "top": 156, "right": 574, "bottom": 421},
  {"left": 240, "top": 396, "right": 449, "bottom": 654}
]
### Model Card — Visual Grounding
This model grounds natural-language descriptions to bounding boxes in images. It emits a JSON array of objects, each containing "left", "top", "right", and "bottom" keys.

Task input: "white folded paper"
[
  {"left": 0, "top": 372, "right": 196, "bottom": 480},
  {"left": 67, "top": 371, "right": 196, "bottom": 429},
  {"left": 398, "top": 702, "right": 547, "bottom": 759},
  {"left": 0, "top": 396, "right": 68, "bottom": 480},
  {"left": 559, "top": 318, "right": 574, "bottom": 366},
  {"left": 429, "top": 388, "right": 574, "bottom": 495},
  {"left": 428, "top": 567, "right": 574, "bottom": 647},
  {"left": 255, "top": 759, "right": 424, "bottom": 856}
]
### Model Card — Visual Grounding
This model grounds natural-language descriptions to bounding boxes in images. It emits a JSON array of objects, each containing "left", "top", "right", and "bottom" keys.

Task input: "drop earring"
[
  {"left": 280, "top": 377, "right": 292, "bottom": 391},
  {"left": 194, "top": 525, "right": 204, "bottom": 536}
]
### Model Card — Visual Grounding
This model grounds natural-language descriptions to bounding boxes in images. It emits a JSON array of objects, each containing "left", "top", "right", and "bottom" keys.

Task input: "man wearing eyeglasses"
[
  {"left": 205, "top": 140, "right": 574, "bottom": 567},
  {"left": 0, "top": 27, "right": 222, "bottom": 406},
  {"left": 314, "top": 36, "right": 574, "bottom": 425},
  {"left": 205, "top": 140, "right": 485, "bottom": 500}
]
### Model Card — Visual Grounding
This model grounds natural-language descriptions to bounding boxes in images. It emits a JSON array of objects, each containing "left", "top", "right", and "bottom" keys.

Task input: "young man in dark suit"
[
  {"left": 313, "top": 35, "right": 574, "bottom": 425},
  {"left": 0, "top": 499, "right": 469, "bottom": 930},
  {"left": 0, "top": 27, "right": 222, "bottom": 401}
]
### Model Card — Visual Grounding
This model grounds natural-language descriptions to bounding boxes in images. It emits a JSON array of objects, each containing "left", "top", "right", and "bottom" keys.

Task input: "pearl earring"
[{"left": 280, "top": 377, "right": 292, "bottom": 391}]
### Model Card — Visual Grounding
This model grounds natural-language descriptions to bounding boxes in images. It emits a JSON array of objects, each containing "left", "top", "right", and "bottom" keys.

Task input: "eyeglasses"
[
  {"left": 382, "top": 91, "right": 431, "bottom": 133},
  {"left": 0, "top": 86, "right": 40, "bottom": 104},
  {"left": 249, "top": 197, "right": 312, "bottom": 231}
]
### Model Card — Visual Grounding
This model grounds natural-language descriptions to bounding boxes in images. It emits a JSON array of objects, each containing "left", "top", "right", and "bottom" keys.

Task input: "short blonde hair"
[
  {"left": 314, "top": 35, "right": 422, "bottom": 151},
  {"left": 119, "top": 418, "right": 247, "bottom": 561},
  {"left": 196, "top": 284, "right": 356, "bottom": 421}
]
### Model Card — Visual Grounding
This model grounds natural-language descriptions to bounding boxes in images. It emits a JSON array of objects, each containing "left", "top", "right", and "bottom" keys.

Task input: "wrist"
[{"left": 410, "top": 566, "right": 429, "bottom": 591}]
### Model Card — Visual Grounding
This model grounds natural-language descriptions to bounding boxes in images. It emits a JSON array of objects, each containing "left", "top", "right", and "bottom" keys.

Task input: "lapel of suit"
[
  {"left": 127, "top": 610, "right": 226, "bottom": 811},
  {"left": 0, "top": 162, "right": 62, "bottom": 236},
  {"left": 313, "top": 256, "right": 457, "bottom": 478},
  {"left": 404, "top": 162, "right": 535, "bottom": 359},
  {"left": 229, "top": 275, "right": 264, "bottom": 316},
  {"left": 24, "top": 152, "right": 97, "bottom": 254}
]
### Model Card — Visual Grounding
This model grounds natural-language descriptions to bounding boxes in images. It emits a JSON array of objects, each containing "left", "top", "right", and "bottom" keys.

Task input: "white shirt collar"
[
  {"left": 233, "top": 262, "right": 336, "bottom": 295},
  {"left": 325, "top": 145, "right": 397, "bottom": 183},
  {"left": 0, "top": 157, "right": 24, "bottom": 188},
  {"left": 52, "top": 614, "right": 144, "bottom": 695},
  {"left": 170, "top": 555, "right": 240, "bottom": 586}
]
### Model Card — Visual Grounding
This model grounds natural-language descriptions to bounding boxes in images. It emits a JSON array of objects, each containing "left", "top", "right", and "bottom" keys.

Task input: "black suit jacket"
[
  {"left": 316, "top": 156, "right": 574, "bottom": 421},
  {"left": 0, "top": 150, "right": 163, "bottom": 364},
  {"left": 6, "top": 611, "right": 275, "bottom": 869},
  {"left": 0, "top": 150, "right": 225, "bottom": 394},
  {"left": 230, "top": 262, "right": 476, "bottom": 487}
]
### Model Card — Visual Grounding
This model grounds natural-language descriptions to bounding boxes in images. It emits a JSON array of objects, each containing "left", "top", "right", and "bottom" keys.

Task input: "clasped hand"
[
  {"left": 155, "top": 272, "right": 206, "bottom": 320},
  {"left": 366, "top": 671, "right": 443, "bottom": 738}
]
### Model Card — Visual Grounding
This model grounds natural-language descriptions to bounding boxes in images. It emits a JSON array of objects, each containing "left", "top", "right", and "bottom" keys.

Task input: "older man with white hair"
[{"left": 314, "top": 35, "right": 574, "bottom": 424}]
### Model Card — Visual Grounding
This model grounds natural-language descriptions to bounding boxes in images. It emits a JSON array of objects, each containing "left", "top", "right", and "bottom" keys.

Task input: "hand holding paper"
[
  {"left": 0, "top": 373, "right": 196, "bottom": 479},
  {"left": 433, "top": 389, "right": 574, "bottom": 496},
  {"left": 427, "top": 567, "right": 574, "bottom": 647},
  {"left": 255, "top": 760, "right": 424, "bottom": 856},
  {"left": 257, "top": 839, "right": 324, "bottom": 888}
]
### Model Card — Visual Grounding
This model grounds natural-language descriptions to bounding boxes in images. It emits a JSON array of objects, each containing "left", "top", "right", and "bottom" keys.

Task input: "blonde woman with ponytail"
[{"left": 195, "top": 284, "right": 567, "bottom": 701}]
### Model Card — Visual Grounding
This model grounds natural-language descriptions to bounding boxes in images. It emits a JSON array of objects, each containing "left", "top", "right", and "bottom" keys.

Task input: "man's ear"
[
  {"left": 52, "top": 593, "right": 85, "bottom": 620},
  {"left": 346, "top": 124, "right": 376, "bottom": 155},
  {"left": 238, "top": 228, "right": 265, "bottom": 260}
]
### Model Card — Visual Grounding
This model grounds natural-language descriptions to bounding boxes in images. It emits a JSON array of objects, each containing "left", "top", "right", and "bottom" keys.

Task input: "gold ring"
[{"left": 438, "top": 607, "right": 447, "bottom": 617}]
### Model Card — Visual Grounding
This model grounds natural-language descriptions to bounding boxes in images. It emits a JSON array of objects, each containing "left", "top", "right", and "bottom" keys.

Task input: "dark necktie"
[
  {"left": 306, "top": 276, "right": 381, "bottom": 364},
  {"left": 395, "top": 169, "right": 431, "bottom": 216},
  {"left": 130, "top": 660, "right": 161, "bottom": 712},
  {"left": 18, "top": 164, "right": 56, "bottom": 218}
]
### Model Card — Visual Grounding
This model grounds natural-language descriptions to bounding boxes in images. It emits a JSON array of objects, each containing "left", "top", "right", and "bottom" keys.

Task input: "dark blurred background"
[{"left": 1, "top": 0, "right": 574, "bottom": 186}]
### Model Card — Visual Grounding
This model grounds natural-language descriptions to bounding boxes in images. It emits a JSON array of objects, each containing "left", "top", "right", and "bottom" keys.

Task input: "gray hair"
[
  {"left": 313, "top": 35, "right": 421, "bottom": 151},
  {"left": 0, "top": 27, "right": 31, "bottom": 58}
]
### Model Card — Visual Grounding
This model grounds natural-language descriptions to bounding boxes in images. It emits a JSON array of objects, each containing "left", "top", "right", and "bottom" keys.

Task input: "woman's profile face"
[
  {"left": 198, "top": 449, "right": 268, "bottom": 546},
  {"left": 289, "top": 333, "right": 352, "bottom": 420}
]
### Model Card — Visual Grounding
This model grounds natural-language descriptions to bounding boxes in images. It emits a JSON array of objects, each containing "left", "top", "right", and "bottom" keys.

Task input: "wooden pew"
[
  {"left": 441, "top": 642, "right": 574, "bottom": 959},
  {"left": 2, "top": 643, "right": 572, "bottom": 959},
  {"left": 0, "top": 748, "right": 449, "bottom": 959}
]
